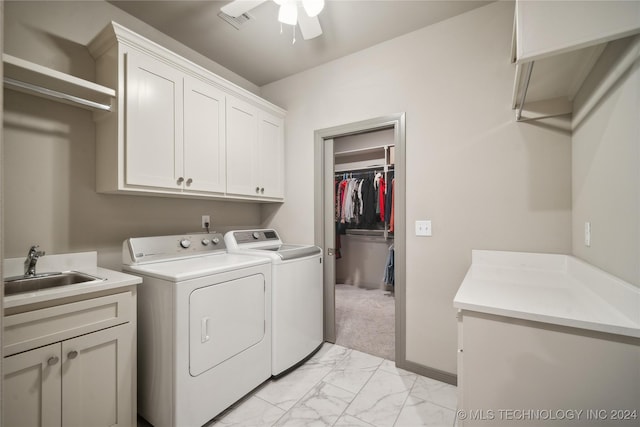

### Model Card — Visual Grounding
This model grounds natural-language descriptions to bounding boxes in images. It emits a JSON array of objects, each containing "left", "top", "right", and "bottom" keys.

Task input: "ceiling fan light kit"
[
  {"left": 221, "top": 0, "right": 325, "bottom": 41},
  {"left": 278, "top": 1, "right": 298, "bottom": 26},
  {"left": 301, "top": 0, "right": 325, "bottom": 17}
]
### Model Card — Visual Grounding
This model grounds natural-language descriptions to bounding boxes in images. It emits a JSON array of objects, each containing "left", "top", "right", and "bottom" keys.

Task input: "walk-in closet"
[{"left": 333, "top": 128, "right": 396, "bottom": 360}]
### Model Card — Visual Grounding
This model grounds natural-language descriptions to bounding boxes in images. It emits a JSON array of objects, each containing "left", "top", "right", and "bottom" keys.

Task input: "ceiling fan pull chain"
[{"left": 292, "top": 25, "right": 296, "bottom": 44}]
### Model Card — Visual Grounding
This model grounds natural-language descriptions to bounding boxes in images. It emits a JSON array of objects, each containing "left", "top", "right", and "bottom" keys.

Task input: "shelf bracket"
[{"left": 515, "top": 61, "right": 534, "bottom": 121}]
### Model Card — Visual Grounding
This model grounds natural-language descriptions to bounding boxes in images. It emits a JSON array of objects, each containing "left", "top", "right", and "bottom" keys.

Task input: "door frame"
[{"left": 313, "top": 113, "right": 406, "bottom": 365}]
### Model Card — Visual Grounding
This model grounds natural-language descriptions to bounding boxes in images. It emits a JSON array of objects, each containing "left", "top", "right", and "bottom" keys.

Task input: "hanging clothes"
[
  {"left": 385, "top": 172, "right": 394, "bottom": 222},
  {"left": 360, "top": 176, "right": 377, "bottom": 228},
  {"left": 378, "top": 176, "right": 386, "bottom": 222},
  {"left": 383, "top": 244, "right": 395, "bottom": 287},
  {"left": 388, "top": 178, "right": 395, "bottom": 233}
]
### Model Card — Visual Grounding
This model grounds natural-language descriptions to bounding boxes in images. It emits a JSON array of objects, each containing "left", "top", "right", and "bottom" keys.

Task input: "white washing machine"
[
  {"left": 122, "top": 233, "right": 271, "bottom": 427},
  {"left": 224, "top": 229, "right": 323, "bottom": 376}
]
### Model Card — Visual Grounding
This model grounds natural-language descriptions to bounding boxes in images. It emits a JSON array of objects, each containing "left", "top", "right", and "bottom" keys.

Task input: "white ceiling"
[{"left": 108, "top": 0, "right": 491, "bottom": 86}]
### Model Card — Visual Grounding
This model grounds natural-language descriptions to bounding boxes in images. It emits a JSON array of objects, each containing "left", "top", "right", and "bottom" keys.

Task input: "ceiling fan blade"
[
  {"left": 297, "top": 13, "right": 322, "bottom": 40},
  {"left": 220, "top": 0, "right": 268, "bottom": 18}
]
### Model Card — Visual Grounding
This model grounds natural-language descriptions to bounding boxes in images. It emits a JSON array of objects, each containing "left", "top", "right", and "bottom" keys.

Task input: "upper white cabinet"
[
  {"left": 89, "top": 22, "right": 285, "bottom": 202},
  {"left": 184, "top": 76, "right": 227, "bottom": 194},
  {"left": 125, "top": 49, "right": 185, "bottom": 191},
  {"left": 512, "top": 0, "right": 640, "bottom": 121},
  {"left": 125, "top": 50, "right": 226, "bottom": 195},
  {"left": 226, "top": 97, "right": 259, "bottom": 197},
  {"left": 226, "top": 97, "right": 284, "bottom": 199},
  {"left": 258, "top": 111, "right": 285, "bottom": 199}
]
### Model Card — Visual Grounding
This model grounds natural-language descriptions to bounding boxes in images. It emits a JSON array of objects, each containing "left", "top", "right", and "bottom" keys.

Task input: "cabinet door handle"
[
  {"left": 177, "top": 177, "right": 184, "bottom": 185},
  {"left": 67, "top": 350, "right": 79, "bottom": 360},
  {"left": 186, "top": 178, "right": 193, "bottom": 186},
  {"left": 47, "top": 356, "right": 59, "bottom": 366}
]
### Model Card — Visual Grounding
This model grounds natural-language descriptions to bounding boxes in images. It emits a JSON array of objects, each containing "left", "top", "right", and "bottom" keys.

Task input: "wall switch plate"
[
  {"left": 202, "top": 215, "right": 211, "bottom": 229},
  {"left": 416, "top": 220, "right": 432, "bottom": 237},
  {"left": 584, "top": 221, "right": 591, "bottom": 247}
]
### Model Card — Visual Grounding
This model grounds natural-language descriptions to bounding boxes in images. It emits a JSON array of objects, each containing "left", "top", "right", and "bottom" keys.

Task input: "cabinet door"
[
  {"left": 3, "top": 343, "right": 62, "bottom": 427},
  {"left": 125, "top": 49, "right": 184, "bottom": 190},
  {"left": 62, "top": 324, "right": 134, "bottom": 427},
  {"left": 258, "top": 112, "right": 285, "bottom": 199},
  {"left": 184, "top": 77, "right": 226, "bottom": 193},
  {"left": 226, "top": 96, "right": 259, "bottom": 196}
]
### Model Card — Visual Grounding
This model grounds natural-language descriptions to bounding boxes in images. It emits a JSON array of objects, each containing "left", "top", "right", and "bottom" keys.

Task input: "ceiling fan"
[{"left": 221, "top": 0, "right": 325, "bottom": 41}]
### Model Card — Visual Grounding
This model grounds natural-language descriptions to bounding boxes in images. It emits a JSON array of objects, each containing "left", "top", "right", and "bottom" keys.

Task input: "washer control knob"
[
  {"left": 212, "top": 237, "right": 220, "bottom": 245},
  {"left": 201, "top": 239, "right": 210, "bottom": 246},
  {"left": 252, "top": 232, "right": 260, "bottom": 240},
  {"left": 180, "top": 239, "right": 191, "bottom": 249}
]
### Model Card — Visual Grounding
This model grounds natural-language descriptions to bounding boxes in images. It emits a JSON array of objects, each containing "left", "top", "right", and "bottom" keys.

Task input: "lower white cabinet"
[
  {"left": 3, "top": 343, "right": 61, "bottom": 427},
  {"left": 457, "top": 310, "right": 640, "bottom": 427},
  {"left": 2, "top": 291, "right": 136, "bottom": 427}
]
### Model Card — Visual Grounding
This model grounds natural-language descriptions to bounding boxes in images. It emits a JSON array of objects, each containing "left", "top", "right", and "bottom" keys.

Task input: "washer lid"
[
  {"left": 123, "top": 253, "right": 269, "bottom": 282},
  {"left": 259, "top": 244, "right": 321, "bottom": 260}
]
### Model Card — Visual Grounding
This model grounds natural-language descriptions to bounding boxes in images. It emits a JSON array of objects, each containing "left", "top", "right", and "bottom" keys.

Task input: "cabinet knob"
[
  {"left": 260, "top": 187, "right": 265, "bottom": 194},
  {"left": 186, "top": 178, "right": 193, "bottom": 186},
  {"left": 255, "top": 187, "right": 260, "bottom": 193},
  {"left": 47, "top": 356, "right": 59, "bottom": 366},
  {"left": 177, "top": 177, "right": 184, "bottom": 185},
  {"left": 67, "top": 350, "right": 79, "bottom": 360}
]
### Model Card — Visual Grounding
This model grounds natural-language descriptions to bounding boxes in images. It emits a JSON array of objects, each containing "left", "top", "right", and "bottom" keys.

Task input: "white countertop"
[
  {"left": 454, "top": 250, "right": 640, "bottom": 338},
  {"left": 4, "top": 251, "right": 141, "bottom": 309}
]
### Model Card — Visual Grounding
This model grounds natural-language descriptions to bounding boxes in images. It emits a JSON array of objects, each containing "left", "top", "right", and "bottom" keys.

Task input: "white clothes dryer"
[
  {"left": 224, "top": 229, "right": 323, "bottom": 376},
  {"left": 123, "top": 233, "right": 271, "bottom": 427}
]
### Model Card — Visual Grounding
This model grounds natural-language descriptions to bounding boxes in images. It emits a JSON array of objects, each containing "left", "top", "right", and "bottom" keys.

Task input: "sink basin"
[{"left": 4, "top": 272, "right": 102, "bottom": 296}]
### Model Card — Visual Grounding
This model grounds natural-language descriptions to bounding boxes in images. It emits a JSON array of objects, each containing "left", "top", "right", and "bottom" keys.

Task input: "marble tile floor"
[{"left": 206, "top": 343, "right": 458, "bottom": 427}]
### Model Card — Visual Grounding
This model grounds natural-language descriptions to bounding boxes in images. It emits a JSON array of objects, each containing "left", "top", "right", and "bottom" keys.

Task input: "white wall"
[
  {"left": 571, "top": 35, "right": 640, "bottom": 287},
  {"left": 261, "top": 1, "right": 572, "bottom": 374},
  {"left": 3, "top": 1, "right": 263, "bottom": 268}
]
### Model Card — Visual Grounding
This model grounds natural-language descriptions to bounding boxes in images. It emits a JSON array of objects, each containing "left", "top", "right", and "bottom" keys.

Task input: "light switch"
[{"left": 416, "top": 220, "right": 432, "bottom": 237}]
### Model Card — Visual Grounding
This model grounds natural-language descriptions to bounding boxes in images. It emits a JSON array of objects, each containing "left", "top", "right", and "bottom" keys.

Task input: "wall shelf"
[
  {"left": 334, "top": 144, "right": 394, "bottom": 173},
  {"left": 511, "top": 0, "right": 640, "bottom": 122},
  {"left": 2, "top": 53, "right": 116, "bottom": 112}
]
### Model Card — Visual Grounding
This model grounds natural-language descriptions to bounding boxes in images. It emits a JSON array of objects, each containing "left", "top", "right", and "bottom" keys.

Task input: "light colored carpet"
[{"left": 334, "top": 284, "right": 395, "bottom": 361}]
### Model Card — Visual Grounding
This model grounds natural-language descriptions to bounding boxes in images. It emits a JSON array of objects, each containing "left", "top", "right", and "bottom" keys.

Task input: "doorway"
[{"left": 313, "top": 113, "right": 406, "bottom": 365}]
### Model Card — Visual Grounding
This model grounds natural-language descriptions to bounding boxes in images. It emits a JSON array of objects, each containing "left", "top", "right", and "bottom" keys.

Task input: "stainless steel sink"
[{"left": 4, "top": 272, "right": 102, "bottom": 296}]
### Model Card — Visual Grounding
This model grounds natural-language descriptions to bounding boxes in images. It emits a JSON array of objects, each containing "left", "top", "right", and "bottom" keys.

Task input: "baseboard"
[{"left": 396, "top": 359, "right": 457, "bottom": 386}]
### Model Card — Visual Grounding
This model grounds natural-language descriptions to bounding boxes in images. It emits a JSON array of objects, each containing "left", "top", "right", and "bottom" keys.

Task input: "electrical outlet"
[
  {"left": 202, "top": 215, "right": 210, "bottom": 229},
  {"left": 415, "top": 220, "right": 432, "bottom": 237}
]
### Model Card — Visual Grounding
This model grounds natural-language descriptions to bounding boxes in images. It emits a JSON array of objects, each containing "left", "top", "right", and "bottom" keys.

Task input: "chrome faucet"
[{"left": 24, "top": 245, "right": 45, "bottom": 277}]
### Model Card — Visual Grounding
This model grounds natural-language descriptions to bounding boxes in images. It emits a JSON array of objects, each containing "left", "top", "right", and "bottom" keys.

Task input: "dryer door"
[{"left": 189, "top": 273, "right": 266, "bottom": 376}]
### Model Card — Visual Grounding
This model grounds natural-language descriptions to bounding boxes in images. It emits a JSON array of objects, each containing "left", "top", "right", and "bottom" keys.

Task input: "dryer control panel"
[{"left": 123, "top": 233, "right": 225, "bottom": 265}]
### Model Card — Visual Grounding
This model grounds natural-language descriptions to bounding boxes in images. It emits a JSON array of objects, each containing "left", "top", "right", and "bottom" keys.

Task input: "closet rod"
[
  {"left": 515, "top": 61, "right": 534, "bottom": 121},
  {"left": 3, "top": 77, "right": 113, "bottom": 112},
  {"left": 334, "top": 165, "right": 394, "bottom": 175}
]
